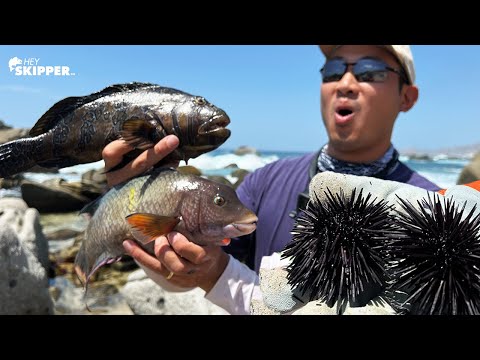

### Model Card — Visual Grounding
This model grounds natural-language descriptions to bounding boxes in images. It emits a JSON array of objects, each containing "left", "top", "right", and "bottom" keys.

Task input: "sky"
[{"left": 0, "top": 45, "right": 479, "bottom": 153}]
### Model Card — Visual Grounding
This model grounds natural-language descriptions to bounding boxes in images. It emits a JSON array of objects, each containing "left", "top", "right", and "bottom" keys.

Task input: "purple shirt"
[{"left": 225, "top": 151, "right": 441, "bottom": 272}]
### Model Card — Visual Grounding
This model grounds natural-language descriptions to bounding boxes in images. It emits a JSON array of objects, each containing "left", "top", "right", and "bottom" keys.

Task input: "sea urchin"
[
  {"left": 283, "top": 188, "right": 399, "bottom": 311},
  {"left": 385, "top": 194, "right": 480, "bottom": 315}
]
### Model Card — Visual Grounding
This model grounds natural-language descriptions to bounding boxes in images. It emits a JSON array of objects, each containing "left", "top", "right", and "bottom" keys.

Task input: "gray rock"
[
  {"left": 21, "top": 179, "right": 91, "bottom": 213},
  {"left": 0, "top": 199, "right": 53, "bottom": 314},
  {"left": 234, "top": 146, "right": 258, "bottom": 156},
  {"left": 457, "top": 151, "right": 480, "bottom": 185},
  {"left": 122, "top": 270, "right": 228, "bottom": 315},
  {"left": 0, "top": 198, "right": 49, "bottom": 271},
  {"left": 50, "top": 277, "right": 133, "bottom": 315}
]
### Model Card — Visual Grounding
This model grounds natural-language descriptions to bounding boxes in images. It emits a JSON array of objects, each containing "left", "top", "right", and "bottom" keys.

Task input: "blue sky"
[{"left": 0, "top": 45, "right": 478, "bottom": 153}]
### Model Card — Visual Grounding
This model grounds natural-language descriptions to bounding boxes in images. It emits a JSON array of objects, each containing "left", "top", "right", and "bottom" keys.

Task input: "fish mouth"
[
  {"left": 198, "top": 113, "right": 231, "bottom": 138},
  {"left": 222, "top": 214, "right": 258, "bottom": 238}
]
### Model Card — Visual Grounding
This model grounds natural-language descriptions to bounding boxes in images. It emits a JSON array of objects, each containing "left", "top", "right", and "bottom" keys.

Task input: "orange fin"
[
  {"left": 222, "top": 238, "right": 231, "bottom": 246},
  {"left": 126, "top": 213, "right": 180, "bottom": 244}
]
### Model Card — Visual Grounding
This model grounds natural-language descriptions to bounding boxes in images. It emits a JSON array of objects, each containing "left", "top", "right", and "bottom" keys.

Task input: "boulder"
[
  {"left": 0, "top": 198, "right": 53, "bottom": 314},
  {"left": 121, "top": 269, "right": 228, "bottom": 315},
  {"left": 457, "top": 152, "right": 480, "bottom": 185},
  {"left": 21, "top": 179, "right": 92, "bottom": 213}
]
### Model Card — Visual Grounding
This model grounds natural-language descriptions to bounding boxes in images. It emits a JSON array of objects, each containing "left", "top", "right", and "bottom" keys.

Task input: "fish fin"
[
  {"left": 79, "top": 196, "right": 103, "bottom": 216},
  {"left": 30, "top": 82, "right": 158, "bottom": 136},
  {"left": 30, "top": 96, "right": 84, "bottom": 136},
  {"left": 121, "top": 118, "right": 161, "bottom": 150},
  {"left": 75, "top": 244, "right": 123, "bottom": 305},
  {"left": 126, "top": 213, "right": 180, "bottom": 244}
]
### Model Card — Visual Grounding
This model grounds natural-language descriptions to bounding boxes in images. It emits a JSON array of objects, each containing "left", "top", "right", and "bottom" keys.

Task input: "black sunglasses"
[{"left": 320, "top": 58, "right": 408, "bottom": 84}]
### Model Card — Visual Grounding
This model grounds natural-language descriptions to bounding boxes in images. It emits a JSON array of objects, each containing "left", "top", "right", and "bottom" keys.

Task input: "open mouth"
[
  {"left": 335, "top": 104, "right": 355, "bottom": 117},
  {"left": 223, "top": 213, "right": 258, "bottom": 237},
  {"left": 337, "top": 108, "right": 353, "bottom": 117},
  {"left": 198, "top": 114, "right": 231, "bottom": 137}
]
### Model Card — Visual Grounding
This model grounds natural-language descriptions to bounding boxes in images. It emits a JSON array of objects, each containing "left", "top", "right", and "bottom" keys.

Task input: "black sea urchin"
[
  {"left": 386, "top": 194, "right": 480, "bottom": 315},
  {"left": 283, "top": 188, "right": 399, "bottom": 311}
]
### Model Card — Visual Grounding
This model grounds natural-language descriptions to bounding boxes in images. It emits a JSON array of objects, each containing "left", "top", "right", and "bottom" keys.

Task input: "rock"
[
  {"left": 0, "top": 119, "right": 11, "bottom": 130},
  {"left": 177, "top": 165, "right": 202, "bottom": 176},
  {"left": 121, "top": 269, "right": 228, "bottom": 315},
  {"left": 230, "top": 169, "right": 250, "bottom": 189},
  {"left": 26, "top": 165, "right": 59, "bottom": 174},
  {"left": 81, "top": 169, "right": 107, "bottom": 185},
  {"left": 0, "top": 198, "right": 49, "bottom": 271},
  {"left": 50, "top": 277, "right": 133, "bottom": 315},
  {"left": 21, "top": 179, "right": 91, "bottom": 213},
  {"left": 0, "top": 198, "right": 53, "bottom": 314},
  {"left": 234, "top": 146, "right": 258, "bottom": 156},
  {"left": 205, "top": 175, "right": 233, "bottom": 188},
  {"left": 46, "top": 228, "right": 82, "bottom": 241},
  {"left": 457, "top": 152, "right": 480, "bottom": 185},
  {"left": 81, "top": 169, "right": 107, "bottom": 199},
  {"left": 0, "top": 127, "right": 29, "bottom": 144}
]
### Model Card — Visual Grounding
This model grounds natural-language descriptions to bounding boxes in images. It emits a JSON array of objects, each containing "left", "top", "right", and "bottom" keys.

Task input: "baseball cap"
[{"left": 319, "top": 45, "right": 416, "bottom": 85}]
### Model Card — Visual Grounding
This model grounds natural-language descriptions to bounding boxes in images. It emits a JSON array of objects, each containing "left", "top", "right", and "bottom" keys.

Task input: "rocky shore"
[
  {"left": 1, "top": 119, "right": 479, "bottom": 315},
  {"left": 0, "top": 197, "right": 230, "bottom": 315}
]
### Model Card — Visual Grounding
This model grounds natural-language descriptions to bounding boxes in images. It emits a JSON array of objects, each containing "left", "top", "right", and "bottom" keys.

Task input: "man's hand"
[
  {"left": 102, "top": 135, "right": 230, "bottom": 294},
  {"left": 123, "top": 232, "right": 230, "bottom": 293},
  {"left": 102, "top": 135, "right": 180, "bottom": 188}
]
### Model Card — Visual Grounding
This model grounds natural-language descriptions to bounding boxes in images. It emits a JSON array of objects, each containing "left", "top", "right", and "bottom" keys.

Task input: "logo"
[
  {"left": 9, "top": 57, "right": 22, "bottom": 71},
  {"left": 8, "top": 57, "right": 76, "bottom": 76}
]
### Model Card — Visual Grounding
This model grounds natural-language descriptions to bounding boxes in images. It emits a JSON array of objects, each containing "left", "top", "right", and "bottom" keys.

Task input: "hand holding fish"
[
  {"left": 123, "top": 232, "right": 230, "bottom": 292},
  {"left": 102, "top": 135, "right": 231, "bottom": 292},
  {"left": 103, "top": 135, "right": 180, "bottom": 187}
]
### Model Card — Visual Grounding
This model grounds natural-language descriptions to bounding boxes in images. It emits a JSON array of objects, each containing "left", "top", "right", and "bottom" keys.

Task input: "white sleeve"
[{"left": 205, "top": 254, "right": 260, "bottom": 315}]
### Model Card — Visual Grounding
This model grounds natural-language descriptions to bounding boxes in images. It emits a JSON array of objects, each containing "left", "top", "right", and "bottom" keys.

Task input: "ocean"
[
  {"left": 0, "top": 149, "right": 470, "bottom": 199},
  {"left": 178, "top": 149, "right": 469, "bottom": 189}
]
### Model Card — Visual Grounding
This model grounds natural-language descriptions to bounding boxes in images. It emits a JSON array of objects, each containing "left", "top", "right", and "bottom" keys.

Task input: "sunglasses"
[{"left": 320, "top": 58, "right": 408, "bottom": 84}]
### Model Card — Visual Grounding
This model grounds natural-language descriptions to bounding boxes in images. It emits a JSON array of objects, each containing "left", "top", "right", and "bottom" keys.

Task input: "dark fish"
[
  {"left": 75, "top": 167, "right": 258, "bottom": 288},
  {"left": 0, "top": 82, "right": 231, "bottom": 178}
]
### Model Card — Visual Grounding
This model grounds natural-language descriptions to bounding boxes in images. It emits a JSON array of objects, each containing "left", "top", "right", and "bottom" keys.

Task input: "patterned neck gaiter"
[{"left": 317, "top": 144, "right": 400, "bottom": 178}]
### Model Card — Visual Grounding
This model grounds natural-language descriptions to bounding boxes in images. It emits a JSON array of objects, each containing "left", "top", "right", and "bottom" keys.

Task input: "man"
[{"left": 103, "top": 45, "right": 440, "bottom": 314}]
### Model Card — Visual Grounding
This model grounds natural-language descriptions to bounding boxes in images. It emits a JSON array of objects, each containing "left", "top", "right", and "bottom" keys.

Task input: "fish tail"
[
  {"left": 0, "top": 137, "right": 43, "bottom": 178},
  {"left": 74, "top": 238, "right": 123, "bottom": 309}
]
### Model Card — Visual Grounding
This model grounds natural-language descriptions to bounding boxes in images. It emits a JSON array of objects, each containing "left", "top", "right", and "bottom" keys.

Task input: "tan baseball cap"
[{"left": 319, "top": 45, "right": 416, "bottom": 85}]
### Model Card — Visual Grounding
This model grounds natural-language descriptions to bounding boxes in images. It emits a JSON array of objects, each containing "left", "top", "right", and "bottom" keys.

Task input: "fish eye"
[
  {"left": 194, "top": 97, "right": 207, "bottom": 106},
  {"left": 213, "top": 195, "right": 226, "bottom": 207}
]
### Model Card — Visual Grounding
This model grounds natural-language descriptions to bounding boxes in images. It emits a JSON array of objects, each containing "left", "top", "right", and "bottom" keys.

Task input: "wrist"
[{"left": 199, "top": 250, "right": 230, "bottom": 293}]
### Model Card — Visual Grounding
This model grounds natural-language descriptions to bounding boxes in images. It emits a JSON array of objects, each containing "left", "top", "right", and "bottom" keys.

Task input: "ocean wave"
[{"left": 1, "top": 151, "right": 467, "bottom": 196}]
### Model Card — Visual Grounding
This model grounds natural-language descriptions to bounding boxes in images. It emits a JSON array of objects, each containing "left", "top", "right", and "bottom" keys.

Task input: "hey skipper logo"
[{"left": 9, "top": 57, "right": 76, "bottom": 76}]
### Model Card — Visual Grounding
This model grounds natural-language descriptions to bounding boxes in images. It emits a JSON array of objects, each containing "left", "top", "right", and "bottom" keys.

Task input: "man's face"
[{"left": 320, "top": 45, "right": 410, "bottom": 162}]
